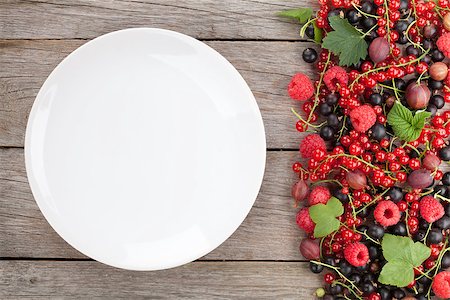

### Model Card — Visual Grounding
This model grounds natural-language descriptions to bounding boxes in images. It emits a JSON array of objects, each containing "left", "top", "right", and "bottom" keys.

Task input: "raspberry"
[
  {"left": 349, "top": 105, "right": 377, "bottom": 133},
  {"left": 374, "top": 200, "right": 401, "bottom": 227},
  {"left": 344, "top": 242, "right": 369, "bottom": 267},
  {"left": 437, "top": 32, "right": 450, "bottom": 58},
  {"left": 299, "top": 134, "right": 327, "bottom": 159},
  {"left": 288, "top": 73, "right": 314, "bottom": 101},
  {"left": 296, "top": 208, "right": 315, "bottom": 233},
  {"left": 432, "top": 271, "right": 450, "bottom": 299},
  {"left": 323, "top": 66, "right": 349, "bottom": 91},
  {"left": 308, "top": 186, "right": 331, "bottom": 206},
  {"left": 420, "top": 196, "right": 445, "bottom": 223}
]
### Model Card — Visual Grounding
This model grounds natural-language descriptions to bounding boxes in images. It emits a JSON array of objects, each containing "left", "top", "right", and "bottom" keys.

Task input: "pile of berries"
[{"left": 287, "top": 0, "right": 450, "bottom": 299}]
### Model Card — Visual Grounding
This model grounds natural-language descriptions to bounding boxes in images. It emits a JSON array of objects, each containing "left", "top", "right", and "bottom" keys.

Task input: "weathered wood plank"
[
  {"left": 0, "top": 40, "right": 316, "bottom": 148},
  {"left": 0, "top": 148, "right": 306, "bottom": 260},
  {"left": 0, "top": 261, "right": 321, "bottom": 299},
  {"left": 0, "top": 0, "right": 318, "bottom": 40}
]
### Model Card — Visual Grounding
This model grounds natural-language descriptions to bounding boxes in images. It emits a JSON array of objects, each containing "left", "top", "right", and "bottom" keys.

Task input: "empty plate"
[{"left": 25, "top": 28, "right": 266, "bottom": 270}]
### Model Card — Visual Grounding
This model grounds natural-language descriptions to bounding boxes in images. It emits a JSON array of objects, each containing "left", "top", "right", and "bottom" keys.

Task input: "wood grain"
[
  {"left": 0, "top": 261, "right": 321, "bottom": 299},
  {"left": 0, "top": 0, "right": 319, "bottom": 40},
  {"left": 0, "top": 148, "right": 307, "bottom": 260},
  {"left": 0, "top": 39, "right": 316, "bottom": 148}
]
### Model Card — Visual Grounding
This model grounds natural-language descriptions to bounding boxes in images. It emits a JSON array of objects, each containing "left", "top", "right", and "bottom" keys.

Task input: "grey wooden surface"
[{"left": 2, "top": 1, "right": 449, "bottom": 299}]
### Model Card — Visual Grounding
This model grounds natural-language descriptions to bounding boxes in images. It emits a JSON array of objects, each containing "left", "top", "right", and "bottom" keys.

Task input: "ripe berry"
[
  {"left": 302, "top": 48, "right": 318, "bottom": 63},
  {"left": 324, "top": 272, "right": 335, "bottom": 284}
]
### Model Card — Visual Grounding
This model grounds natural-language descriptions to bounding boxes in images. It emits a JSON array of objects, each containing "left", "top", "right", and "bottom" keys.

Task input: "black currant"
[
  {"left": 426, "top": 104, "right": 437, "bottom": 117},
  {"left": 388, "top": 186, "right": 403, "bottom": 202},
  {"left": 320, "top": 125, "right": 335, "bottom": 141},
  {"left": 309, "top": 261, "right": 323, "bottom": 273},
  {"left": 302, "top": 48, "right": 318, "bottom": 63},
  {"left": 439, "top": 146, "right": 450, "bottom": 161},
  {"left": 427, "top": 228, "right": 443, "bottom": 245},
  {"left": 392, "top": 288, "right": 406, "bottom": 299},
  {"left": 395, "top": 21, "right": 408, "bottom": 33},
  {"left": 431, "top": 95, "right": 445, "bottom": 109},
  {"left": 414, "top": 230, "right": 426, "bottom": 242},
  {"left": 443, "top": 172, "right": 450, "bottom": 186},
  {"left": 432, "top": 49, "right": 445, "bottom": 62},
  {"left": 392, "top": 222, "right": 407, "bottom": 236},
  {"left": 346, "top": 10, "right": 360, "bottom": 24},
  {"left": 398, "top": 34, "right": 408, "bottom": 44},
  {"left": 361, "top": 17, "right": 376, "bottom": 29},
  {"left": 369, "top": 93, "right": 382, "bottom": 105},
  {"left": 378, "top": 287, "right": 391, "bottom": 300},
  {"left": 367, "top": 224, "right": 385, "bottom": 239},
  {"left": 361, "top": 282, "right": 376, "bottom": 295},
  {"left": 326, "top": 93, "right": 339, "bottom": 105},
  {"left": 422, "top": 39, "right": 434, "bottom": 51},
  {"left": 406, "top": 45, "right": 420, "bottom": 57},
  {"left": 305, "top": 24, "right": 315, "bottom": 39},
  {"left": 421, "top": 55, "right": 432, "bottom": 64},
  {"left": 441, "top": 252, "right": 450, "bottom": 268},
  {"left": 327, "top": 114, "right": 339, "bottom": 128},
  {"left": 349, "top": 273, "right": 362, "bottom": 285},
  {"left": 324, "top": 257, "right": 338, "bottom": 267},
  {"left": 428, "top": 79, "right": 443, "bottom": 90},
  {"left": 333, "top": 189, "right": 348, "bottom": 202},
  {"left": 368, "top": 244, "right": 380, "bottom": 259},
  {"left": 339, "top": 260, "right": 353, "bottom": 276},
  {"left": 435, "top": 216, "right": 450, "bottom": 230},
  {"left": 361, "top": 1, "right": 374, "bottom": 14},
  {"left": 328, "top": 284, "right": 343, "bottom": 295},
  {"left": 370, "top": 123, "right": 386, "bottom": 141},
  {"left": 319, "top": 103, "right": 333, "bottom": 116},
  {"left": 434, "top": 185, "right": 449, "bottom": 198}
]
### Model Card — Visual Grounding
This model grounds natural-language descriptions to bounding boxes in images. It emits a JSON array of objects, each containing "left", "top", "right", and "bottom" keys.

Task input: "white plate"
[{"left": 25, "top": 28, "right": 266, "bottom": 271}]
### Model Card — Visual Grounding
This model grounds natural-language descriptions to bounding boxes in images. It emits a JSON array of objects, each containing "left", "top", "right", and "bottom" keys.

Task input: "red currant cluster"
[{"left": 284, "top": 0, "right": 450, "bottom": 299}]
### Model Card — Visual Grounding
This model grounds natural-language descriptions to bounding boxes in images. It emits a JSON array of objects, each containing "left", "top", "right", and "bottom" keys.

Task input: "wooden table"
[{"left": 0, "top": 0, "right": 337, "bottom": 298}]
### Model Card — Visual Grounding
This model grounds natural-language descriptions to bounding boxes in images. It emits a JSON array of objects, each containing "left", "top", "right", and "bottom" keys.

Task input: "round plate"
[{"left": 25, "top": 28, "right": 266, "bottom": 271}]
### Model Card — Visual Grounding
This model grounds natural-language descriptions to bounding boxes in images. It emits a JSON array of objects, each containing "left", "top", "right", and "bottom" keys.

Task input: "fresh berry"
[
  {"left": 299, "top": 134, "right": 327, "bottom": 159},
  {"left": 432, "top": 271, "right": 450, "bottom": 299},
  {"left": 349, "top": 105, "right": 377, "bottom": 133},
  {"left": 374, "top": 200, "right": 401, "bottom": 227},
  {"left": 344, "top": 242, "right": 369, "bottom": 267},
  {"left": 288, "top": 73, "right": 314, "bottom": 101},
  {"left": 308, "top": 186, "right": 331, "bottom": 205},
  {"left": 323, "top": 66, "right": 349, "bottom": 91},
  {"left": 296, "top": 208, "right": 315, "bottom": 233},
  {"left": 437, "top": 32, "right": 450, "bottom": 58},
  {"left": 420, "top": 196, "right": 445, "bottom": 223}
]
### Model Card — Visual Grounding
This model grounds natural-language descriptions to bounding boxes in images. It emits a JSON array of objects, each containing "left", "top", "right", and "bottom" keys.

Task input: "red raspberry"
[
  {"left": 374, "top": 200, "right": 401, "bottom": 227},
  {"left": 296, "top": 208, "right": 315, "bottom": 233},
  {"left": 323, "top": 66, "right": 349, "bottom": 91},
  {"left": 437, "top": 32, "right": 450, "bottom": 58},
  {"left": 299, "top": 134, "right": 327, "bottom": 159},
  {"left": 308, "top": 186, "right": 331, "bottom": 206},
  {"left": 344, "top": 242, "right": 369, "bottom": 267},
  {"left": 432, "top": 271, "right": 450, "bottom": 299},
  {"left": 288, "top": 73, "right": 314, "bottom": 101},
  {"left": 420, "top": 196, "right": 445, "bottom": 223},
  {"left": 349, "top": 105, "right": 377, "bottom": 133}
]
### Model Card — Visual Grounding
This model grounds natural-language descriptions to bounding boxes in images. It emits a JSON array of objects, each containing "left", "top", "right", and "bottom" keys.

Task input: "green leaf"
[
  {"left": 379, "top": 261, "right": 414, "bottom": 287},
  {"left": 387, "top": 102, "right": 431, "bottom": 142},
  {"left": 277, "top": 8, "right": 313, "bottom": 23},
  {"left": 379, "top": 234, "right": 431, "bottom": 287},
  {"left": 313, "top": 22, "right": 323, "bottom": 43},
  {"left": 322, "top": 16, "right": 368, "bottom": 66},
  {"left": 309, "top": 197, "right": 344, "bottom": 238},
  {"left": 382, "top": 234, "right": 413, "bottom": 263},
  {"left": 410, "top": 241, "right": 432, "bottom": 267}
]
